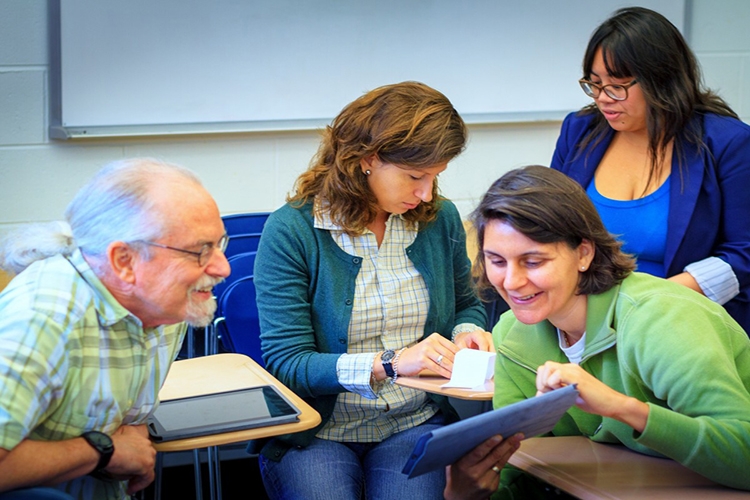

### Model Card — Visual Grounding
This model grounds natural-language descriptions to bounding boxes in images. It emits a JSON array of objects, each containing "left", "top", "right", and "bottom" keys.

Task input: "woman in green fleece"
[
  {"left": 255, "top": 81, "right": 491, "bottom": 500},
  {"left": 445, "top": 165, "right": 750, "bottom": 499}
]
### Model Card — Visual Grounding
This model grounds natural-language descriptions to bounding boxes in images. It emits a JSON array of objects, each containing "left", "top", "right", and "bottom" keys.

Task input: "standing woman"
[
  {"left": 255, "top": 81, "right": 490, "bottom": 499},
  {"left": 551, "top": 7, "right": 750, "bottom": 333}
]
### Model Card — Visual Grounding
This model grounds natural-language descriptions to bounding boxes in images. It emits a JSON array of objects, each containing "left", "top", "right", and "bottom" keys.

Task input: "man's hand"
[
  {"left": 0, "top": 424, "right": 154, "bottom": 493},
  {"left": 106, "top": 424, "right": 157, "bottom": 494}
]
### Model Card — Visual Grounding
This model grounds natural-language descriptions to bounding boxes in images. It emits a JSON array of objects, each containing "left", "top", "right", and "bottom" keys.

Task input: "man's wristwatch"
[
  {"left": 81, "top": 431, "right": 114, "bottom": 478},
  {"left": 381, "top": 349, "right": 396, "bottom": 380}
]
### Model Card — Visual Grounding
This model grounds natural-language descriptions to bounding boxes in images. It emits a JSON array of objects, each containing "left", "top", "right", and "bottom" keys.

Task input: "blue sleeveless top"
[{"left": 587, "top": 176, "right": 670, "bottom": 277}]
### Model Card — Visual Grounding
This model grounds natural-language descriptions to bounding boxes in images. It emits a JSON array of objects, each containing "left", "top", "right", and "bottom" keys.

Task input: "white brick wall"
[
  {"left": 0, "top": 0, "right": 747, "bottom": 233},
  {"left": 690, "top": 0, "right": 750, "bottom": 122}
]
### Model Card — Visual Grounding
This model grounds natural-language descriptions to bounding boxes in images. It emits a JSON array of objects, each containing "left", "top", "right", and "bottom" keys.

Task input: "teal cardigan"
[
  {"left": 255, "top": 199, "right": 487, "bottom": 459},
  {"left": 493, "top": 272, "right": 750, "bottom": 491}
]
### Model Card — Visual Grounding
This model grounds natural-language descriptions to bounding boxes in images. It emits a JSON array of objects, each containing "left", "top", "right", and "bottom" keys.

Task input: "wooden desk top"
[
  {"left": 154, "top": 353, "right": 321, "bottom": 452},
  {"left": 395, "top": 372, "right": 493, "bottom": 400},
  {"left": 509, "top": 436, "right": 749, "bottom": 499}
]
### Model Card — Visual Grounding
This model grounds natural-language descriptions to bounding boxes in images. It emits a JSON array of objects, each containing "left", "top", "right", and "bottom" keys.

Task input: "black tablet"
[{"left": 148, "top": 385, "right": 301, "bottom": 442}]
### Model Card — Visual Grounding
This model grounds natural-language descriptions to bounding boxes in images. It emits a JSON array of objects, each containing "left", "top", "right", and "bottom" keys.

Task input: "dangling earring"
[{"left": 365, "top": 169, "right": 371, "bottom": 176}]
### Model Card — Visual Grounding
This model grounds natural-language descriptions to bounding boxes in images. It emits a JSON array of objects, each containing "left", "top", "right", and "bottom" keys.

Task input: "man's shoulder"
[
  {"left": 0, "top": 254, "right": 97, "bottom": 326},
  {"left": 0, "top": 256, "right": 96, "bottom": 385},
  {"left": 2, "top": 254, "right": 75, "bottom": 298}
]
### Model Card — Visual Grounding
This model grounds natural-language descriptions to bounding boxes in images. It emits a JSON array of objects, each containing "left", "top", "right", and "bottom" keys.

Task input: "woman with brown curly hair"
[{"left": 254, "top": 81, "right": 490, "bottom": 499}]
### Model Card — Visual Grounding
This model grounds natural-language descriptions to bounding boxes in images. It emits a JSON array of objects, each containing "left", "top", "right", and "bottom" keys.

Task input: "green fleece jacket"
[
  {"left": 256, "top": 199, "right": 487, "bottom": 459},
  {"left": 493, "top": 272, "right": 750, "bottom": 491}
]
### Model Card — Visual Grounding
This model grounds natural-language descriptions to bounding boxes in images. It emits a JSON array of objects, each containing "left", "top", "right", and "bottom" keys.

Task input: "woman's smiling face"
[{"left": 482, "top": 219, "right": 593, "bottom": 334}]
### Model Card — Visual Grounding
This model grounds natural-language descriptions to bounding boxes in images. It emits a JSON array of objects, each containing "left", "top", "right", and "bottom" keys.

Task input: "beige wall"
[
  {"left": 0, "top": 1, "right": 748, "bottom": 239},
  {"left": 0, "top": 270, "right": 11, "bottom": 292}
]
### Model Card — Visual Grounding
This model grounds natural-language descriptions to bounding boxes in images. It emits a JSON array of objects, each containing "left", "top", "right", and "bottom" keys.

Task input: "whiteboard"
[{"left": 51, "top": 0, "right": 685, "bottom": 139}]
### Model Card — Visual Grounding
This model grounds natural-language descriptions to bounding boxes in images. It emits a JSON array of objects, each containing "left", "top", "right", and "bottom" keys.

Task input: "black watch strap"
[
  {"left": 381, "top": 349, "right": 396, "bottom": 378},
  {"left": 81, "top": 431, "right": 114, "bottom": 476}
]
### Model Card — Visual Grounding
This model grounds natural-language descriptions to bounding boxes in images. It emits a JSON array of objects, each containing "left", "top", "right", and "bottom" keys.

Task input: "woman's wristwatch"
[
  {"left": 381, "top": 349, "right": 396, "bottom": 380},
  {"left": 381, "top": 348, "right": 407, "bottom": 383}
]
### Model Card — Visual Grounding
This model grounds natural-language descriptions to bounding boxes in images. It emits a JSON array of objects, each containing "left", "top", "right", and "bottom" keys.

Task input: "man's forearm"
[{"left": 0, "top": 438, "right": 99, "bottom": 492}]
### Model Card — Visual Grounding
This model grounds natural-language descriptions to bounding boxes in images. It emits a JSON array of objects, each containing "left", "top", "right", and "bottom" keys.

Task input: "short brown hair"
[
  {"left": 471, "top": 166, "right": 635, "bottom": 298},
  {"left": 289, "top": 81, "right": 467, "bottom": 233}
]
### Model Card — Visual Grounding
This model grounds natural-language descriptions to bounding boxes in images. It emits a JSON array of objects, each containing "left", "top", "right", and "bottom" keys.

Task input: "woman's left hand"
[
  {"left": 535, "top": 361, "right": 650, "bottom": 432},
  {"left": 395, "top": 332, "right": 460, "bottom": 378},
  {"left": 454, "top": 329, "right": 494, "bottom": 351}
]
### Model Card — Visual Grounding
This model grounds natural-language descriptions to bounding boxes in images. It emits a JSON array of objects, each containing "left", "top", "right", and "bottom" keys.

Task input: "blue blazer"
[{"left": 551, "top": 111, "right": 750, "bottom": 333}]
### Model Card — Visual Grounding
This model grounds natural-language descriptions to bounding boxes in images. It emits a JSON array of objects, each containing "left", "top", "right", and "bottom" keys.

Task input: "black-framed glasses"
[
  {"left": 579, "top": 78, "right": 638, "bottom": 101},
  {"left": 139, "top": 234, "right": 229, "bottom": 266}
]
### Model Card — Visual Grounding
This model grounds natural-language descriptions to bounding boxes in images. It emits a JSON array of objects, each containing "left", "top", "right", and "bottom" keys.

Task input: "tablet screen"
[{"left": 148, "top": 385, "right": 300, "bottom": 441}]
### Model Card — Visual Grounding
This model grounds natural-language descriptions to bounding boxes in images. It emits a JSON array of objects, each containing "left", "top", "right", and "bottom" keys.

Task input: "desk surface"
[
  {"left": 509, "top": 436, "right": 749, "bottom": 499},
  {"left": 395, "top": 372, "right": 493, "bottom": 400},
  {"left": 154, "top": 353, "right": 321, "bottom": 452}
]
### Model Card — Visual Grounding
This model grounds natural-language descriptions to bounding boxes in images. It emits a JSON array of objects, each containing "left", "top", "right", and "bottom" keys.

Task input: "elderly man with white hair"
[{"left": 0, "top": 159, "right": 230, "bottom": 499}]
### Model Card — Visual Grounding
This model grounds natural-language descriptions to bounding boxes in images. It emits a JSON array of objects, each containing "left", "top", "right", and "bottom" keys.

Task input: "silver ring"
[
  {"left": 436, "top": 354, "right": 444, "bottom": 365},
  {"left": 491, "top": 465, "right": 501, "bottom": 474}
]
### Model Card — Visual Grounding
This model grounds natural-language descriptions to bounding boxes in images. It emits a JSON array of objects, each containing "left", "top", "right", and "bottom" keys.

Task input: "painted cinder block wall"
[{"left": 0, "top": 1, "right": 747, "bottom": 238}]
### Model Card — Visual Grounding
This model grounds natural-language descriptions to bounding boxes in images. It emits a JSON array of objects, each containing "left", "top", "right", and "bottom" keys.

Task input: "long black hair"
[{"left": 578, "top": 7, "right": 737, "bottom": 191}]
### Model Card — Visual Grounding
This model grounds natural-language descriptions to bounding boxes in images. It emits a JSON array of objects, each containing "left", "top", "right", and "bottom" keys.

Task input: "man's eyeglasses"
[
  {"left": 579, "top": 79, "right": 638, "bottom": 101},
  {"left": 139, "top": 234, "right": 229, "bottom": 266}
]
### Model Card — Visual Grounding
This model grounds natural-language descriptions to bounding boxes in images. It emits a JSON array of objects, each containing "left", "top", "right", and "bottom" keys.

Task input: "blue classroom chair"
[
  {"left": 204, "top": 274, "right": 265, "bottom": 498},
  {"left": 213, "top": 275, "right": 263, "bottom": 366},
  {"left": 221, "top": 212, "right": 270, "bottom": 260},
  {"left": 222, "top": 212, "right": 271, "bottom": 235},
  {"left": 223, "top": 233, "right": 262, "bottom": 259},
  {"left": 205, "top": 252, "right": 257, "bottom": 355},
  {"left": 211, "top": 252, "right": 257, "bottom": 305}
]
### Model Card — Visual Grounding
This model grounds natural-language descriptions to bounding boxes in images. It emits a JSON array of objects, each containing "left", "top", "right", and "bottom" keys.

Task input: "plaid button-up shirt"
[{"left": 0, "top": 249, "right": 185, "bottom": 499}]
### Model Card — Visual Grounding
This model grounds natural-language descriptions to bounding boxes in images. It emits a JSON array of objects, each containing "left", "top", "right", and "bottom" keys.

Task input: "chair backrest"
[
  {"left": 213, "top": 251, "right": 256, "bottom": 300},
  {"left": 224, "top": 233, "right": 262, "bottom": 259},
  {"left": 222, "top": 212, "right": 271, "bottom": 235},
  {"left": 221, "top": 212, "right": 271, "bottom": 259},
  {"left": 202, "top": 251, "right": 257, "bottom": 356},
  {"left": 215, "top": 275, "right": 263, "bottom": 366}
]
